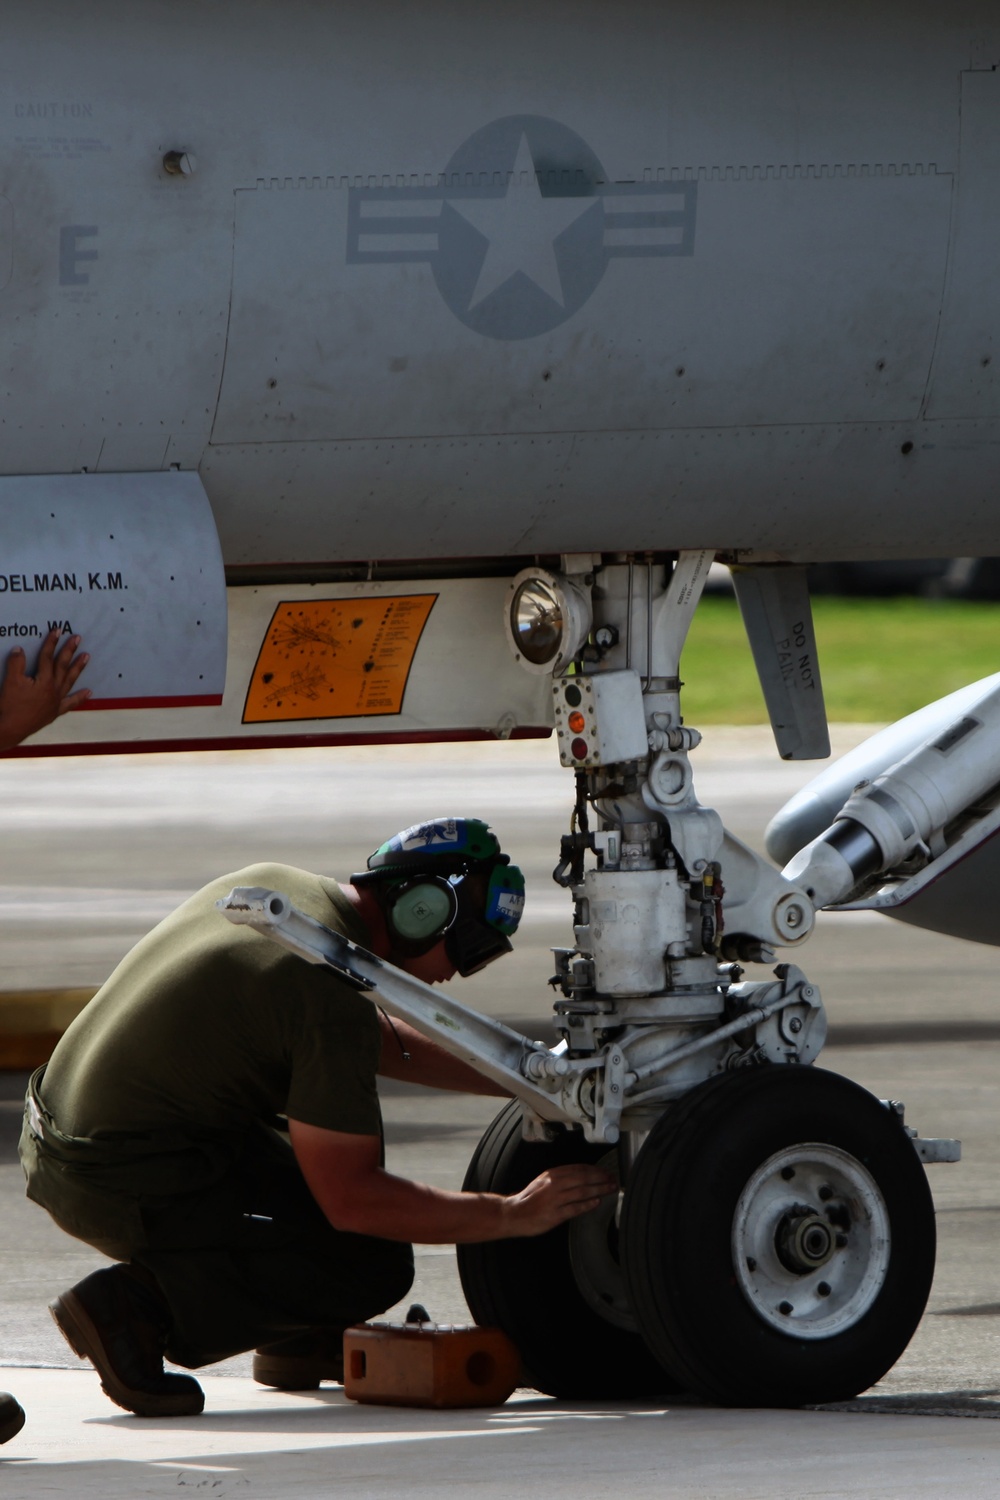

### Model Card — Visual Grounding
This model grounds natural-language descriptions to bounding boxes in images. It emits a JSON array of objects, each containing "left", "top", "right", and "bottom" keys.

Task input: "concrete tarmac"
[{"left": 2, "top": 729, "right": 1000, "bottom": 1494}]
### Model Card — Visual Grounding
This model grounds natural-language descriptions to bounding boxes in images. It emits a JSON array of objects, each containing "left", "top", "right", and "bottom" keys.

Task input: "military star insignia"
[{"left": 451, "top": 134, "right": 595, "bottom": 309}]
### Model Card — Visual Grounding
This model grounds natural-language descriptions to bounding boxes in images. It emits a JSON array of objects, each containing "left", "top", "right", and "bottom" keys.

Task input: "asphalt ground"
[{"left": 2, "top": 730, "right": 1000, "bottom": 1494}]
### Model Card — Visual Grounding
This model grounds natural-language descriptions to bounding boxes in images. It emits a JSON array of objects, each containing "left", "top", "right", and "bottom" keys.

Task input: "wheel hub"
[
  {"left": 776, "top": 1208, "right": 836, "bottom": 1273},
  {"left": 731, "top": 1143, "right": 891, "bottom": 1340}
]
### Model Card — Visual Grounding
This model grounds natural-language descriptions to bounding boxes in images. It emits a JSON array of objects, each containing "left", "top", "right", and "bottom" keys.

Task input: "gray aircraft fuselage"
[{"left": 3, "top": 0, "right": 998, "bottom": 573}]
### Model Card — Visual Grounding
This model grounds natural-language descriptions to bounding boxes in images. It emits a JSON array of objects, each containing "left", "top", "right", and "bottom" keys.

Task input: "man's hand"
[
  {"left": 499, "top": 1165, "right": 618, "bottom": 1238},
  {"left": 0, "top": 631, "right": 91, "bottom": 752},
  {"left": 289, "top": 1118, "right": 617, "bottom": 1244}
]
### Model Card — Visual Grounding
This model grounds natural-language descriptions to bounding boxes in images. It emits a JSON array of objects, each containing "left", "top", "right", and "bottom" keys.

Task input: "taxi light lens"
[
  {"left": 510, "top": 578, "right": 564, "bottom": 667},
  {"left": 505, "top": 568, "right": 593, "bottom": 677}
]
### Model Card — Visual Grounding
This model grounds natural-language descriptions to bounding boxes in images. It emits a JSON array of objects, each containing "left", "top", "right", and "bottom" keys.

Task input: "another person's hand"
[
  {"left": 0, "top": 630, "right": 91, "bottom": 751},
  {"left": 500, "top": 1164, "right": 618, "bottom": 1237}
]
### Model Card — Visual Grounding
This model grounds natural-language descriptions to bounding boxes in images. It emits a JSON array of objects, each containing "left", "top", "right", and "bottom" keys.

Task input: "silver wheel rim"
[{"left": 732, "top": 1142, "right": 891, "bottom": 1340}]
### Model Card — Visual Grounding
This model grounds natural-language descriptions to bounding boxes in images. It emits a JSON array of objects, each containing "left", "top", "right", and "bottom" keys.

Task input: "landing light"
[{"left": 503, "top": 568, "right": 592, "bottom": 676}]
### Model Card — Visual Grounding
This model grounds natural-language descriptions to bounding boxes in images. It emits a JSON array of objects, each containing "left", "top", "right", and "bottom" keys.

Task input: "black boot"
[
  {"left": 50, "top": 1265, "right": 204, "bottom": 1417},
  {"left": 0, "top": 1392, "right": 25, "bottom": 1444},
  {"left": 253, "top": 1328, "right": 346, "bottom": 1390}
]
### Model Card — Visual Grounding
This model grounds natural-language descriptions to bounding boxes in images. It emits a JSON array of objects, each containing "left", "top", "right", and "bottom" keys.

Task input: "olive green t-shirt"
[{"left": 40, "top": 863, "right": 382, "bottom": 1141}]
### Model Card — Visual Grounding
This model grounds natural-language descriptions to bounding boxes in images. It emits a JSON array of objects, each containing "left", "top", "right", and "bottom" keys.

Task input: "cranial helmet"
[{"left": 351, "top": 818, "right": 525, "bottom": 975}]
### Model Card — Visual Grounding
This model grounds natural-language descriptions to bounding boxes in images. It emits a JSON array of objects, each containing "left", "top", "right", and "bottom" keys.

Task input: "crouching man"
[{"left": 20, "top": 819, "right": 613, "bottom": 1417}]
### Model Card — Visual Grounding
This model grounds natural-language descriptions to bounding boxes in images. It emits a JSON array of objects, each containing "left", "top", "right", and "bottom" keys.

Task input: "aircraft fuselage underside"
[{"left": 0, "top": 0, "right": 996, "bottom": 570}]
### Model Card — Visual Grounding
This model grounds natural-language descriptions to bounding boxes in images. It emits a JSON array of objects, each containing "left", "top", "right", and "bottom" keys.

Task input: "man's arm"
[
  {"left": 0, "top": 631, "right": 90, "bottom": 751},
  {"left": 376, "top": 1011, "right": 510, "bottom": 1096},
  {"left": 288, "top": 1118, "right": 615, "bottom": 1244}
]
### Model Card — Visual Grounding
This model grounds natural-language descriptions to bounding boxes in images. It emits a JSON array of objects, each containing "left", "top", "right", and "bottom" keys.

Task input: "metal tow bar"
[
  {"left": 217, "top": 886, "right": 576, "bottom": 1127},
  {"left": 217, "top": 887, "right": 962, "bottom": 1160}
]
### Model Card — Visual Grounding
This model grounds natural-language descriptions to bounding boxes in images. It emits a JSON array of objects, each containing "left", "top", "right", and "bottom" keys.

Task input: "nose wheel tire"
[
  {"left": 620, "top": 1066, "right": 936, "bottom": 1407},
  {"left": 457, "top": 1100, "right": 677, "bottom": 1399}
]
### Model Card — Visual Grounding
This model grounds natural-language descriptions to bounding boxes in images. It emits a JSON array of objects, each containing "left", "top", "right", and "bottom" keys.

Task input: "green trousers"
[{"left": 20, "top": 1068, "right": 413, "bottom": 1368}]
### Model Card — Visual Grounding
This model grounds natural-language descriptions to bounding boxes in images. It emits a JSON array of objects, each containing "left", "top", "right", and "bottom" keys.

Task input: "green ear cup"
[{"left": 388, "top": 879, "right": 457, "bottom": 943}]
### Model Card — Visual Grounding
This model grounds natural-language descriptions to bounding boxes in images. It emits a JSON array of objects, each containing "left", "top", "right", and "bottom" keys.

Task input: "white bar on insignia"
[
  {"left": 357, "top": 233, "right": 440, "bottom": 253},
  {"left": 357, "top": 199, "right": 443, "bottom": 218},
  {"left": 603, "top": 226, "right": 686, "bottom": 247}
]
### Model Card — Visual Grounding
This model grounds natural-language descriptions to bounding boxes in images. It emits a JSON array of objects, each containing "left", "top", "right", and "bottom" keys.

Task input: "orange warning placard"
[{"left": 242, "top": 595, "right": 437, "bottom": 724}]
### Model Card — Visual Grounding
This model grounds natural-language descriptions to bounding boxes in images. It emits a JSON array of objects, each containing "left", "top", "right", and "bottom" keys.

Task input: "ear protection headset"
[
  {"left": 351, "top": 818, "right": 525, "bottom": 975},
  {"left": 383, "top": 874, "right": 459, "bottom": 952}
]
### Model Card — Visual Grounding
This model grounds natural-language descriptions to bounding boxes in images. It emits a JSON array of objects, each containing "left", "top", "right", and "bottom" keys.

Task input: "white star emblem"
[{"left": 451, "top": 134, "right": 596, "bottom": 309}]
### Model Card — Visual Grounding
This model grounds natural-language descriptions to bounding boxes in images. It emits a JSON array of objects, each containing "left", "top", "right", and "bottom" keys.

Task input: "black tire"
[
  {"left": 457, "top": 1101, "right": 677, "bottom": 1399},
  {"left": 620, "top": 1066, "right": 937, "bottom": 1407}
]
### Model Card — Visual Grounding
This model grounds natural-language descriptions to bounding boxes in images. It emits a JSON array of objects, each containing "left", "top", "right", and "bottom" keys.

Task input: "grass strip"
[{"left": 681, "top": 596, "right": 1000, "bottom": 724}]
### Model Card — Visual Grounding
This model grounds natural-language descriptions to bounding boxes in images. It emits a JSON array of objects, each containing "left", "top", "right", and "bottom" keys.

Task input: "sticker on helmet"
[
  {"left": 395, "top": 819, "right": 462, "bottom": 851},
  {"left": 378, "top": 818, "right": 501, "bottom": 862},
  {"left": 496, "top": 890, "right": 525, "bottom": 920},
  {"left": 486, "top": 866, "right": 526, "bottom": 932}
]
